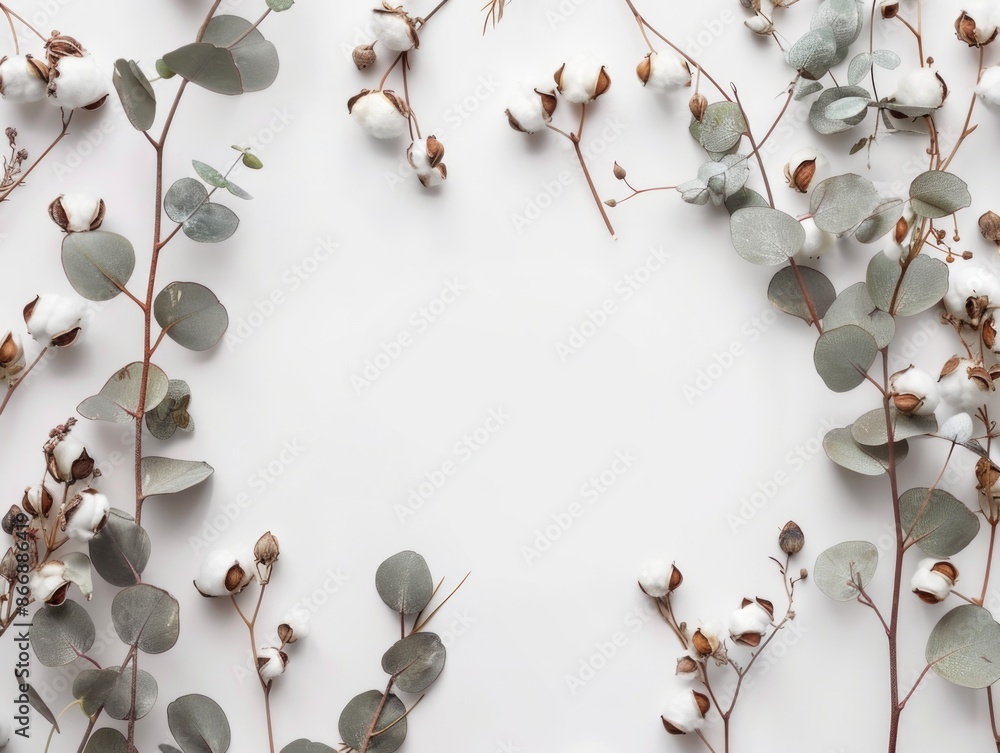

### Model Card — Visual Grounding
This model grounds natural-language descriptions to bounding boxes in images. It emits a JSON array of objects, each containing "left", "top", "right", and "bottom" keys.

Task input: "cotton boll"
[
  {"left": 505, "top": 86, "right": 557, "bottom": 133},
  {"left": 636, "top": 52, "right": 691, "bottom": 90},
  {"left": 49, "top": 193, "right": 105, "bottom": 232},
  {"left": 939, "top": 358, "right": 992, "bottom": 412},
  {"left": 784, "top": 147, "right": 830, "bottom": 193},
  {"left": 0, "top": 55, "right": 49, "bottom": 103},
  {"left": 956, "top": 1, "right": 1000, "bottom": 45},
  {"left": 47, "top": 55, "right": 108, "bottom": 110},
  {"left": 661, "top": 690, "right": 709, "bottom": 734},
  {"left": 407, "top": 136, "right": 447, "bottom": 188},
  {"left": 911, "top": 558, "right": 958, "bottom": 603},
  {"left": 893, "top": 68, "right": 946, "bottom": 109},
  {"left": 29, "top": 561, "right": 68, "bottom": 604},
  {"left": 943, "top": 264, "right": 1000, "bottom": 323},
  {"left": 554, "top": 53, "right": 611, "bottom": 104},
  {"left": 23, "top": 294, "right": 85, "bottom": 348},
  {"left": 889, "top": 366, "right": 941, "bottom": 416},
  {"left": 195, "top": 548, "right": 253, "bottom": 597},
  {"left": 372, "top": 7, "right": 418, "bottom": 52},
  {"left": 64, "top": 489, "right": 109, "bottom": 541},
  {"left": 794, "top": 218, "right": 835, "bottom": 260},
  {"left": 257, "top": 647, "right": 288, "bottom": 683},
  {"left": 348, "top": 90, "right": 409, "bottom": 139},
  {"left": 638, "top": 559, "right": 681, "bottom": 597},
  {"left": 977, "top": 66, "right": 1000, "bottom": 106},
  {"left": 729, "top": 602, "right": 772, "bottom": 639}
]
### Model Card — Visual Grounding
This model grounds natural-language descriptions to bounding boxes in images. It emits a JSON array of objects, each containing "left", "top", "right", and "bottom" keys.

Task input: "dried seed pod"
[{"left": 778, "top": 520, "right": 804, "bottom": 554}]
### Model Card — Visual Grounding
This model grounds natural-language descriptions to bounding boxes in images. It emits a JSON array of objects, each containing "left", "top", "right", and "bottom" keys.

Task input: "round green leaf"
[
  {"left": 161, "top": 43, "right": 241, "bottom": 95},
  {"left": 824, "top": 96, "right": 870, "bottom": 120},
  {"left": 112, "top": 585, "right": 180, "bottom": 654},
  {"left": 376, "top": 551, "right": 433, "bottom": 615},
  {"left": 926, "top": 605, "right": 1000, "bottom": 688},
  {"left": 146, "top": 379, "right": 195, "bottom": 440},
  {"left": 866, "top": 252, "right": 948, "bottom": 316},
  {"left": 813, "top": 324, "right": 878, "bottom": 392},
  {"left": 165, "top": 178, "right": 208, "bottom": 223},
  {"left": 154, "top": 282, "right": 229, "bottom": 351},
  {"left": 811, "top": 0, "right": 863, "bottom": 48},
  {"left": 725, "top": 187, "right": 768, "bottom": 215},
  {"left": 823, "top": 282, "right": 895, "bottom": 348},
  {"left": 112, "top": 59, "right": 155, "bottom": 131},
  {"left": 203, "top": 16, "right": 279, "bottom": 93},
  {"left": 692, "top": 102, "right": 746, "bottom": 153},
  {"left": 105, "top": 665, "right": 157, "bottom": 721},
  {"left": 89, "top": 509, "right": 150, "bottom": 587},
  {"left": 767, "top": 265, "right": 835, "bottom": 324},
  {"left": 73, "top": 668, "right": 118, "bottom": 716},
  {"left": 788, "top": 27, "right": 838, "bottom": 79},
  {"left": 814, "top": 541, "right": 878, "bottom": 601},
  {"left": 182, "top": 203, "right": 240, "bottom": 243},
  {"left": 155, "top": 59, "right": 176, "bottom": 79},
  {"left": 84, "top": 729, "right": 128, "bottom": 753},
  {"left": 339, "top": 691, "right": 407, "bottom": 753},
  {"left": 809, "top": 174, "right": 880, "bottom": 234},
  {"left": 851, "top": 407, "right": 937, "bottom": 446},
  {"left": 382, "top": 632, "right": 447, "bottom": 693},
  {"left": 809, "top": 86, "right": 871, "bottom": 134},
  {"left": 855, "top": 198, "right": 904, "bottom": 244},
  {"left": 872, "top": 49, "right": 901, "bottom": 69},
  {"left": 141, "top": 456, "right": 214, "bottom": 500},
  {"left": 31, "top": 600, "right": 95, "bottom": 667},
  {"left": 909, "top": 171, "right": 972, "bottom": 219},
  {"left": 78, "top": 362, "right": 169, "bottom": 423},
  {"left": 824, "top": 427, "right": 909, "bottom": 476},
  {"left": 62, "top": 230, "right": 136, "bottom": 302},
  {"left": 730, "top": 207, "right": 805, "bottom": 266},
  {"left": 192, "top": 160, "right": 227, "bottom": 188},
  {"left": 847, "top": 53, "right": 872, "bottom": 86},
  {"left": 280, "top": 742, "right": 334, "bottom": 753},
  {"left": 900, "top": 487, "right": 980, "bottom": 557},
  {"left": 794, "top": 79, "right": 823, "bottom": 100},
  {"left": 168, "top": 695, "right": 231, "bottom": 753},
  {"left": 267, "top": 0, "right": 294, "bottom": 9}
]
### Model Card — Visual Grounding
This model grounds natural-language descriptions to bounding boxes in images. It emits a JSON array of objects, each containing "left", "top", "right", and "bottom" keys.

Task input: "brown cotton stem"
[
  {"left": 0, "top": 347, "right": 47, "bottom": 419},
  {"left": 359, "top": 678, "right": 396, "bottom": 753},
  {"left": 0, "top": 2, "right": 44, "bottom": 42},
  {"left": 989, "top": 686, "right": 1000, "bottom": 749}
]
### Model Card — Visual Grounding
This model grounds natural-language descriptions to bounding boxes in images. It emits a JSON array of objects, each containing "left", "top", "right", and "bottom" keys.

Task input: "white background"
[{"left": 4, "top": 0, "right": 1000, "bottom": 751}]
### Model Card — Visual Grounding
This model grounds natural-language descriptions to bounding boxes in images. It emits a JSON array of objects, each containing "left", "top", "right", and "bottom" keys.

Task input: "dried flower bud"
[
  {"left": 254, "top": 531, "right": 280, "bottom": 566},
  {"left": 688, "top": 92, "right": 708, "bottom": 122},
  {"left": 0, "top": 54, "right": 50, "bottom": 103},
  {"left": 353, "top": 44, "right": 377, "bottom": 70},
  {"left": 348, "top": 89, "right": 410, "bottom": 139},
  {"left": 980, "top": 211, "right": 1000, "bottom": 248},
  {"left": 256, "top": 646, "right": 289, "bottom": 683},
  {"left": 0, "top": 547, "right": 16, "bottom": 583},
  {"left": 778, "top": 520, "right": 804, "bottom": 554},
  {"left": 613, "top": 162, "right": 627, "bottom": 180},
  {"left": 638, "top": 560, "right": 682, "bottom": 597},
  {"left": 977, "top": 456, "right": 1000, "bottom": 521},
  {"left": 23, "top": 293, "right": 85, "bottom": 348},
  {"left": 49, "top": 193, "right": 105, "bottom": 233},
  {"left": 783, "top": 147, "right": 829, "bottom": 193},
  {"left": 372, "top": 4, "right": 419, "bottom": 52},
  {"left": 675, "top": 655, "right": 699, "bottom": 679},
  {"left": 889, "top": 366, "right": 941, "bottom": 416},
  {"left": 799, "top": 568, "right": 808, "bottom": 580},
  {"left": 661, "top": 690, "right": 709, "bottom": 735},
  {"left": 554, "top": 53, "right": 611, "bottom": 103},
  {"left": 880, "top": 1, "right": 899, "bottom": 19},
  {"left": 911, "top": 558, "right": 958, "bottom": 603},
  {"left": 505, "top": 87, "right": 557, "bottom": 133},
  {"left": 2, "top": 505, "right": 23, "bottom": 534}
]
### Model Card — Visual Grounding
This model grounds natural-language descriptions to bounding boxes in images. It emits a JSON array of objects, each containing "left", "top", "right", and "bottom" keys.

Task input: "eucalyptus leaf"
[
  {"left": 168, "top": 695, "right": 231, "bottom": 753},
  {"left": 926, "top": 605, "right": 1000, "bottom": 688},
  {"left": 112, "top": 59, "right": 155, "bottom": 131},
  {"left": 854, "top": 198, "right": 904, "bottom": 244},
  {"left": 267, "top": 0, "right": 294, "bottom": 9},
  {"left": 725, "top": 187, "right": 769, "bottom": 214},
  {"left": 767, "top": 265, "right": 835, "bottom": 324},
  {"left": 161, "top": 747, "right": 185, "bottom": 753},
  {"left": 851, "top": 407, "right": 937, "bottom": 446},
  {"left": 161, "top": 43, "right": 242, "bottom": 96},
  {"left": 811, "top": 0, "right": 863, "bottom": 48},
  {"left": 871, "top": 49, "right": 901, "bottom": 69},
  {"left": 225, "top": 180, "right": 253, "bottom": 200},
  {"left": 141, "top": 457, "right": 215, "bottom": 500},
  {"left": 154, "top": 282, "right": 229, "bottom": 351},
  {"left": 382, "top": 632, "right": 447, "bottom": 692},
  {"left": 73, "top": 668, "right": 118, "bottom": 716},
  {"left": 105, "top": 665, "right": 157, "bottom": 721},
  {"left": 78, "top": 362, "right": 169, "bottom": 423},
  {"left": 824, "top": 426, "right": 908, "bottom": 476},
  {"left": 202, "top": 16, "right": 279, "bottom": 93},
  {"left": 192, "top": 160, "right": 227, "bottom": 188},
  {"left": 26, "top": 683, "right": 59, "bottom": 731},
  {"left": 824, "top": 96, "right": 870, "bottom": 120},
  {"left": 31, "top": 600, "right": 95, "bottom": 667},
  {"left": 693, "top": 102, "right": 746, "bottom": 153},
  {"left": 794, "top": 79, "right": 823, "bottom": 101},
  {"left": 881, "top": 100, "right": 940, "bottom": 119},
  {"left": 866, "top": 252, "right": 948, "bottom": 316},
  {"left": 814, "top": 541, "right": 878, "bottom": 601},
  {"left": 183, "top": 203, "right": 240, "bottom": 243},
  {"left": 900, "top": 487, "right": 980, "bottom": 557},
  {"left": 62, "top": 230, "right": 136, "bottom": 302},
  {"left": 847, "top": 53, "right": 872, "bottom": 86},
  {"left": 677, "top": 179, "right": 710, "bottom": 206},
  {"left": 89, "top": 509, "right": 151, "bottom": 587},
  {"left": 730, "top": 207, "right": 805, "bottom": 265},
  {"left": 810, "top": 86, "right": 871, "bottom": 134},
  {"left": 809, "top": 174, "right": 880, "bottom": 234},
  {"left": 376, "top": 550, "right": 433, "bottom": 615},
  {"left": 788, "top": 27, "right": 838, "bottom": 79},
  {"left": 165, "top": 178, "right": 208, "bottom": 223},
  {"left": 339, "top": 691, "right": 407, "bottom": 753},
  {"left": 112, "top": 585, "right": 180, "bottom": 654},
  {"left": 146, "top": 380, "right": 195, "bottom": 440},
  {"left": 280, "top": 743, "right": 334, "bottom": 753},
  {"left": 822, "top": 282, "right": 895, "bottom": 348},
  {"left": 84, "top": 729, "right": 128, "bottom": 753},
  {"left": 813, "top": 325, "right": 878, "bottom": 392},
  {"left": 909, "top": 171, "right": 972, "bottom": 218}
]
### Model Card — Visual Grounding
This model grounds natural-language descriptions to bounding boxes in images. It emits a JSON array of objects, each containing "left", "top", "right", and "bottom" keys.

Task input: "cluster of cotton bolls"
[
  {"left": 739, "top": 0, "right": 799, "bottom": 37},
  {"left": 0, "top": 419, "right": 110, "bottom": 608},
  {"left": 504, "top": 52, "right": 611, "bottom": 136},
  {"left": 0, "top": 30, "right": 108, "bottom": 110},
  {"left": 347, "top": 3, "right": 448, "bottom": 188},
  {"left": 195, "top": 532, "right": 309, "bottom": 685}
]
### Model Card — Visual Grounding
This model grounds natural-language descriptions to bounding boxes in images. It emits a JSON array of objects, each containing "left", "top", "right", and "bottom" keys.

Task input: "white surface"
[{"left": 2, "top": 1, "right": 1000, "bottom": 752}]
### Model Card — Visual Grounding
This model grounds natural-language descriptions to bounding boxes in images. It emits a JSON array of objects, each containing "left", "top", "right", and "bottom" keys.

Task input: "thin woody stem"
[
  {"left": 0, "top": 347, "right": 47, "bottom": 419},
  {"left": 0, "top": 2, "right": 44, "bottom": 42},
  {"left": 0, "top": 110, "right": 74, "bottom": 203}
]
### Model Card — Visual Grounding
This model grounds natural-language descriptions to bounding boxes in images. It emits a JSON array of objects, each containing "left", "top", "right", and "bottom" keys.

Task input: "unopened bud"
[
  {"left": 613, "top": 162, "right": 626, "bottom": 180},
  {"left": 778, "top": 520, "right": 804, "bottom": 554},
  {"left": 353, "top": 44, "right": 377, "bottom": 70},
  {"left": 980, "top": 211, "right": 1000, "bottom": 248},
  {"left": 254, "top": 531, "right": 280, "bottom": 566},
  {"left": 880, "top": 1, "right": 899, "bottom": 19},
  {"left": 689, "top": 92, "right": 708, "bottom": 122}
]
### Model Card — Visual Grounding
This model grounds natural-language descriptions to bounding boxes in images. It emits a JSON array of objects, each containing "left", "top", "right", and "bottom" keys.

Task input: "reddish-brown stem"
[
  {"left": 902, "top": 443, "right": 955, "bottom": 546},
  {"left": 0, "top": 347, "right": 47, "bottom": 418},
  {"left": 897, "top": 664, "right": 931, "bottom": 710},
  {"left": 981, "top": 522, "right": 999, "bottom": 606},
  {"left": 0, "top": 110, "right": 74, "bottom": 204},
  {"left": 379, "top": 53, "right": 404, "bottom": 89},
  {"left": 227, "top": 8, "right": 271, "bottom": 48},
  {"left": 940, "top": 46, "right": 984, "bottom": 172},
  {"left": 359, "top": 677, "right": 397, "bottom": 753},
  {"left": 989, "top": 686, "right": 1000, "bottom": 750},
  {"left": 0, "top": 2, "right": 45, "bottom": 43},
  {"left": 0, "top": 6, "right": 17, "bottom": 54}
]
